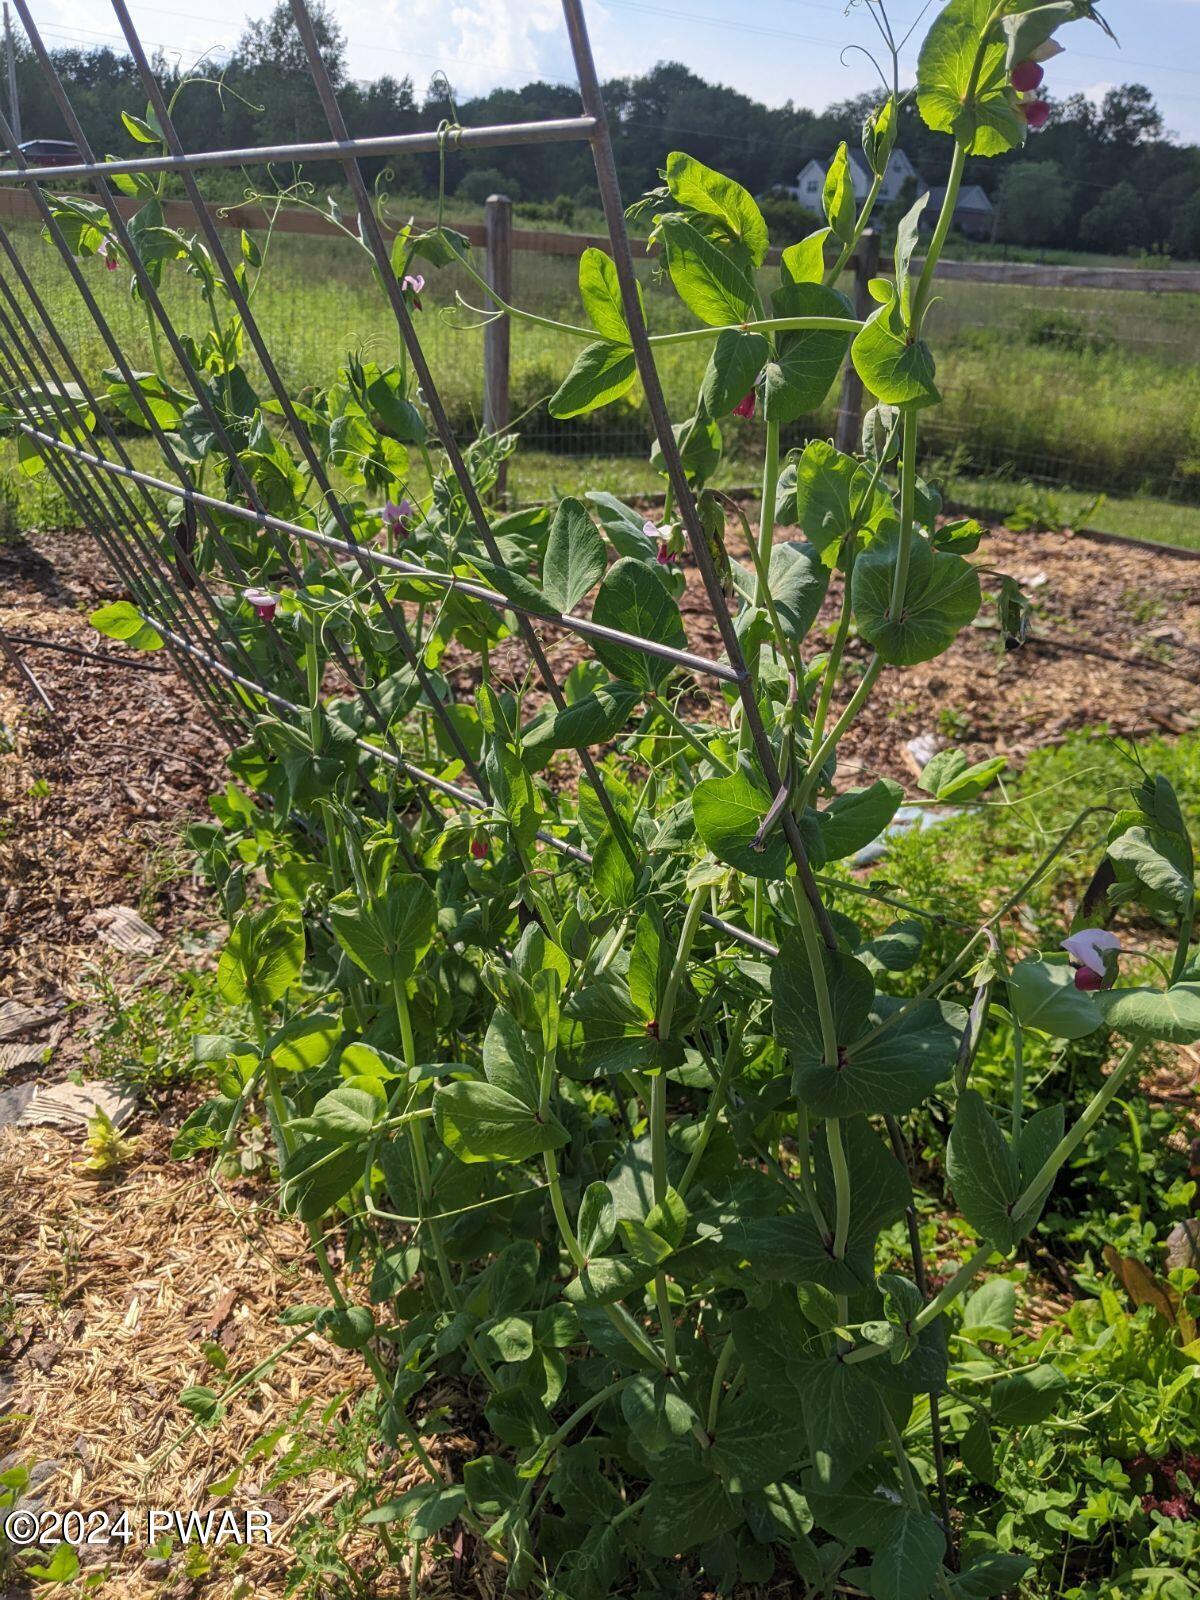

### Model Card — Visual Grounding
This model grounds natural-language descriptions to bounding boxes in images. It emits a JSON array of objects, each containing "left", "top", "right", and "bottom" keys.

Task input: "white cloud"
[{"left": 337, "top": 0, "right": 581, "bottom": 96}]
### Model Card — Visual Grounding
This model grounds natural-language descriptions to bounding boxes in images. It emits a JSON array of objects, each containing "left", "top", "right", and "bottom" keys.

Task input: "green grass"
[
  {"left": 855, "top": 728, "right": 1200, "bottom": 985},
  {"left": 2, "top": 216, "right": 1198, "bottom": 543}
]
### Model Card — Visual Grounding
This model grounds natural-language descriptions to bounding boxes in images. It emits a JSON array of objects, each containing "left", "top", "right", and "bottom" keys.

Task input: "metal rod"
[
  {"left": 285, "top": 0, "right": 640, "bottom": 869},
  {"left": 0, "top": 21, "right": 463, "bottom": 799},
  {"left": 561, "top": 0, "right": 836, "bottom": 948},
  {"left": 0, "top": 252, "right": 253, "bottom": 731},
  {"left": 101, "top": 0, "right": 494, "bottom": 799},
  {"left": 0, "top": 328, "right": 242, "bottom": 742},
  {"left": 0, "top": 116, "right": 599, "bottom": 185},
  {"left": 12, "top": 426, "right": 744, "bottom": 687},
  {"left": 149, "top": 616, "right": 784, "bottom": 962},
  {"left": 1, "top": 633, "right": 170, "bottom": 672}
]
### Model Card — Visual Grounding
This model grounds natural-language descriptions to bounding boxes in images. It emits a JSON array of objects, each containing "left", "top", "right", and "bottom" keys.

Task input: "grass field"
[{"left": 1, "top": 216, "right": 1197, "bottom": 546}]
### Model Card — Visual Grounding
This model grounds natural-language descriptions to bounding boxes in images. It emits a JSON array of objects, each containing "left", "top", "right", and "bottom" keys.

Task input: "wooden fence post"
[
  {"left": 483, "top": 193, "right": 513, "bottom": 497},
  {"left": 835, "top": 227, "right": 880, "bottom": 456}
]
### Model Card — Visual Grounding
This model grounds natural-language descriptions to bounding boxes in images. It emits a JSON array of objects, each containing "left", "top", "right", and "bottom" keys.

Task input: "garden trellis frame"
[{"left": 0, "top": 0, "right": 840, "bottom": 954}]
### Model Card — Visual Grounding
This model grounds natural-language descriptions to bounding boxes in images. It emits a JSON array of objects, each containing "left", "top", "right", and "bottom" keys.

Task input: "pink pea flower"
[
  {"left": 1023, "top": 99, "right": 1051, "bottom": 131},
  {"left": 470, "top": 834, "right": 489, "bottom": 860},
  {"left": 1062, "top": 928, "right": 1121, "bottom": 992},
  {"left": 243, "top": 586, "right": 279, "bottom": 622},
  {"left": 384, "top": 498, "right": 414, "bottom": 538},
  {"left": 733, "top": 390, "right": 756, "bottom": 419},
  {"left": 1011, "top": 60, "right": 1045, "bottom": 93},
  {"left": 656, "top": 542, "right": 680, "bottom": 567},
  {"left": 98, "top": 234, "right": 119, "bottom": 271},
  {"left": 401, "top": 273, "right": 425, "bottom": 310}
]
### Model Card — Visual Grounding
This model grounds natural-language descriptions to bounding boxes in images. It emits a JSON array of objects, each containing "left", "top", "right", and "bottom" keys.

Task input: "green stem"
[
  {"left": 880, "top": 1406, "right": 921, "bottom": 1509},
  {"left": 792, "top": 881, "right": 839, "bottom": 1069},
  {"left": 1013, "top": 1040, "right": 1146, "bottom": 1219},
  {"left": 1010, "top": 1013, "right": 1026, "bottom": 1140},
  {"left": 804, "top": 656, "right": 883, "bottom": 795},
  {"left": 678, "top": 1020, "right": 743, "bottom": 1199},
  {"left": 890, "top": 406, "right": 920, "bottom": 619},
  {"left": 650, "top": 695, "right": 734, "bottom": 776},
  {"left": 912, "top": 140, "right": 967, "bottom": 331},
  {"left": 795, "top": 1106, "right": 833, "bottom": 1242},
  {"left": 826, "top": 1117, "right": 852, "bottom": 1259},
  {"left": 707, "top": 1335, "right": 738, "bottom": 1434}
]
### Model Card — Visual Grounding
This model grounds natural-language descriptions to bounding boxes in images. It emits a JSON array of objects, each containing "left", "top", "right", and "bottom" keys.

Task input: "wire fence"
[{"left": 4, "top": 184, "right": 1198, "bottom": 545}]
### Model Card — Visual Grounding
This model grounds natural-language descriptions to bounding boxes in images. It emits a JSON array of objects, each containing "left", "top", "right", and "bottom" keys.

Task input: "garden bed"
[{"left": 2, "top": 519, "right": 1199, "bottom": 1598}]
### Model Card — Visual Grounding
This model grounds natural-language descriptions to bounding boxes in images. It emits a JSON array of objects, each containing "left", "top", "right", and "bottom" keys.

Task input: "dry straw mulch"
[{"left": 0, "top": 1123, "right": 387, "bottom": 1599}]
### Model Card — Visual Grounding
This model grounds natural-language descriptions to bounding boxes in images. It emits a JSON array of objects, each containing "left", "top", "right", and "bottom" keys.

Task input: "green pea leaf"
[
  {"left": 1108, "top": 825, "right": 1194, "bottom": 913},
  {"left": 578, "top": 246, "right": 639, "bottom": 342},
  {"left": 947, "top": 1089, "right": 1020, "bottom": 1248},
  {"left": 797, "top": 1356, "right": 883, "bottom": 1490},
  {"left": 851, "top": 282, "right": 940, "bottom": 408},
  {"left": 577, "top": 1181, "right": 617, "bottom": 1258},
  {"left": 621, "top": 1372, "right": 699, "bottom": 1455},
  {"left": 989, "top": 1363, "right": 1068, "bottom": 1426},
  {"left": 822, "top": 142, "right": 857, "bottom": 244},
  {"left": 217, "top": 905, "right": 305, "bottom": 1010},
  {"left": 90, "top": 598, "right": 165, "bottom": 652},
  {"left": 767, "top": 539, "right": 830, "bottom": 641},
  {"left": 917, "top": 0, "right": 1026, "bottom": 157},
  {"left": 549, "top": 340, "right": 637, "bottom": 419},
  {"left": 659, "top": 214, "right": 757, "bottom": 326},
  {"left": 701, "top": 328, "right": 769, "bottom": 418},
  {"left": 782, "top": 438, "right": 895, "bottom": 554},
  {"left": 1095, "top": 983, "right": 1200, "bottom": 1044},
  {"left": 693, "top": 769, "right": 790, "bottom": 880},
  {"left": 434, "top": 1080, "right": 568, "bottom": 1164},
  {"left": 817, "top": 778, "right": 904, "bottom": 861},
  {"left": 521, "top": 683, "right": 640, "bottom": 770},
  {"left": 665, "top": 150, "right": 771, "bottom": 266},
  {"left": 853, "top": 528, "right": 981, "bottom": 665},
  {"left": 762, "top": 282, "right": 856, "bottom": 424},
  {"left": 774, "top": 940, "right": 964, "bottom": 1117},
  {"left": 781, "top": 226, "right": 832, "bottom": 286},
  {"left": 328, "top": 875, "right": 437, "bottom": 988},
  {"left": 640, "top": 1470, "right": 741, "bottom": 1556},
  {"left": 590, "top": 556, "right": 687, "bottom": 692},
  {"left": 868, "top": 1506, "right": 946, "bottom": 1600},
  {"left": 541, "top": 496, "right": 607, "bottom": 614},
  {"left": 1009, "top": 958, "right": 1101, "bottom": 1040}
]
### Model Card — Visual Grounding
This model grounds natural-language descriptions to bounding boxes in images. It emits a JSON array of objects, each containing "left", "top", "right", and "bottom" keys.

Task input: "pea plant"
[{"left": 13, "top": 0, "right": 1197, "bottom": 1595}]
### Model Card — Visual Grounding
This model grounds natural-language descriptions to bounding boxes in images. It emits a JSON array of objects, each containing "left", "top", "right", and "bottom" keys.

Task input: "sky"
[{"left": 20, "top": 0, "right": 1200, "bottom": 143}]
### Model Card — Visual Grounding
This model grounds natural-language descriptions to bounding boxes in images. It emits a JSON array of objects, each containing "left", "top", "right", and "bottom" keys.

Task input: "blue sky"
[{"left": 26, "top": 0, "right": 1200, "bottom": 143}]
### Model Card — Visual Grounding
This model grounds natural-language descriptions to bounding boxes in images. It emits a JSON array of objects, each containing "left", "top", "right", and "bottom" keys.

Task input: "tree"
[
  {"left": 995, "top": 161, "right": 1074, "bottom": 247},
  {"left": 234, "top": 1, "right": 346, "bottom": 88},
  {"left": 1079, "top": 181, "right": 1147, "bottom": 254}
]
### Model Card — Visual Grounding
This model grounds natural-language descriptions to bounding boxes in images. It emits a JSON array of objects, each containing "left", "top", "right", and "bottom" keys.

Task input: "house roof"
[{"left": 929, "top": 182, "right": 994, "bottom": 213}]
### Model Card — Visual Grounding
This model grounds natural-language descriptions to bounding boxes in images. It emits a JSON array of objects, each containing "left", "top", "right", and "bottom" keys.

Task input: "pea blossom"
[
  {"left": 1062, "top": 928, "right": 1121, "bottom": 992},
  {"left": 733, "top": 390, "right": 756, "bottom": 419},
  {"left": 1023, "top": 99, "right": 1051, "bottom": 131},
  {"left": 401, "top": 273, "right": 425, "bottom": 311},
  {"left": 383, "top": 498, "right": 414, "bottom": 537},
  {"left": 98, "top": 234, "right": 119, "bottom": 271},
  {"left": 243, "top": 586, "right": 279, "bottom": 622},
  {"left": 1011, "top": 60, "right": 1045, "bottom": 93}
]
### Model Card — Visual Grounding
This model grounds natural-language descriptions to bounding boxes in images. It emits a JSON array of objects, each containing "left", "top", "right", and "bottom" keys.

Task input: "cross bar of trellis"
[{"left": 0, "top": 0, "right": 836, "bottom": 947}]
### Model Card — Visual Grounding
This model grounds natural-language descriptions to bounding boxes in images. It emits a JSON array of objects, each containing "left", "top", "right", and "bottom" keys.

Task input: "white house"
[{"left": 786, "top": 147, "right": 994, "bottom": 238}]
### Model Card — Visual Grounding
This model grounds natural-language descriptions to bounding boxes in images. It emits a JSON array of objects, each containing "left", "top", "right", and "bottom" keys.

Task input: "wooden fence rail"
[{"left": 2, "top": 183, "right": 1197, "bottom": 471}]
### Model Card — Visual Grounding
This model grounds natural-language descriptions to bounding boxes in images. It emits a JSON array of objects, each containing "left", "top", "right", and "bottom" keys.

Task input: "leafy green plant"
[{"left": 15, "top": 3, "right": 1200, "bottom": 1594}]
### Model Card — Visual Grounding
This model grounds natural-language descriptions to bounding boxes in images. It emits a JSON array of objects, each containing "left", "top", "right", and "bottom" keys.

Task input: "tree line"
[{"left": 7, "top": 1, "right": 1199, "bottom": 258}]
